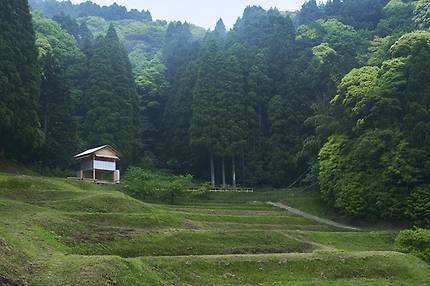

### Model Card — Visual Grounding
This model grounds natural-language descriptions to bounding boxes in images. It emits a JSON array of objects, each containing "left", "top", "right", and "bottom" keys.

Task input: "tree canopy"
[
  {"left": 1, "top": 0, "right": 429, "bottom": 225},
  {"left": 0, "top": 0, "right": 42, "bottom": 159}
]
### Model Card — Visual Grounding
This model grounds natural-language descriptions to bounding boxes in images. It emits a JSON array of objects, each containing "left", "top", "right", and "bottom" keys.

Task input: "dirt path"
[{"left": 267, "top": 202, "right": 361, "bottom": 231}]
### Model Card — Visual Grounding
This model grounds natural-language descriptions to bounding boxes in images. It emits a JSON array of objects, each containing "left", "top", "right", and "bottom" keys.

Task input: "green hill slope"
[{"left": 0, "top": 173, "right": 429, "bottom": 285}]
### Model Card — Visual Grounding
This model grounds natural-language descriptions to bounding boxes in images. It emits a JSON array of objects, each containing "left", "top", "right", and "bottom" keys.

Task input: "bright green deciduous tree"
[{"left": 319, "top": 31, "right": 430, "bottom": 224}]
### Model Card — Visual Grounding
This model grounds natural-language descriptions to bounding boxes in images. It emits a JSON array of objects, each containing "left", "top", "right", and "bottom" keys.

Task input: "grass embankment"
[
  {"left": 184, "top": 188, "right": 333, "bottom": 216},
  {"left": 0, "top": 173, "right": 429, "bottom": 285}
]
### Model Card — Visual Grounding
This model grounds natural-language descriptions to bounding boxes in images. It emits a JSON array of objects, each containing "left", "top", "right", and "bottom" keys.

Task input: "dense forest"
[{"left": 1, "top": 0, "right": 430, "bottom": 224}]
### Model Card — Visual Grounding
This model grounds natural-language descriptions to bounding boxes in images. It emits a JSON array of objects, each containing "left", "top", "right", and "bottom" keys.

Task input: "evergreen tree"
[
  {"left": 33, "top": 13, "right": 87, "bottom": 141},
  {"left": 134, "top": 52, "right": 168, "bottom": 166},
  {"left": 163, "top": 62, "right": 197, "bottom": 173},
  {"left": 162, "top": 21, "right": 199, "bottom": 173},
  {"left": 190, "top": 39, "right": 222, "bottom": 187},
  {"left": 298, "top": 0, "right": 323, "bottom": 25},
  {"left": 78, "top": 22, "right": 94, "bottom": 52},
  {"left": 0, "top": 0, "right": 42, "bottom": 158},
  {"left": 163, "top": 22, "right": 194, "bottom": 81},
  {"left": 266, "top": 10, "right": 296, "bottom": 94},
  {"left": 29, "top": 0, "right": 152, "bottom": 21},
  {"left": 244, "top": 51, "right": 272, "bottom": 185},
  {"left": 218, "top": 47, "right": 247, "bottom": 187},
  {"left": 82, "top": 25, "right": 139, "bottom": 164},
  {"left": 215, "top": 18, "right": 227, "bottom": 36},
  {"left": 37, "top": 49, "right": 77, "bottom": 167},
  {"left": 52, "top": 12, "right": 80, "bottom": 40},
  {"left": 324, "top": 0, "right": 342, "bottom": 17},
  {"left": 34, "top": 12, "right": 82, "bottom": 168}
]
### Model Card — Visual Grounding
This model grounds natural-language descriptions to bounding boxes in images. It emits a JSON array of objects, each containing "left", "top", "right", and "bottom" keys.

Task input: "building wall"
[
  {"left": 94, "top": 160, "right": 116, "bottom": 171},
  {"left": 81, "top": 159, "right": 116, "bottom": 171},
  {"left": 81, "top": 160, "right": 93, "bottom": 171},
  {"left": 95, "top": 148, "right": 119, "bottom": 159}
]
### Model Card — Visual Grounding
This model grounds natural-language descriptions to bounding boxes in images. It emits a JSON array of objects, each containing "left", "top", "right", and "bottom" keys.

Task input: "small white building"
[{"left": 74, "top": 145, "right": 121, "bottom": 184}]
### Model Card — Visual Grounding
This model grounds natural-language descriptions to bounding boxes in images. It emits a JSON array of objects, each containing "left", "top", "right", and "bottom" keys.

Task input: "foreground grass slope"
[{"left": 0, "top": 173, "right": 429, "bottom": 285}]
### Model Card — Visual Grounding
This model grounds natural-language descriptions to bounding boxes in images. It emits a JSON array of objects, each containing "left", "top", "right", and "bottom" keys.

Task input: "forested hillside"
[
  {"left": 1, "top": 0, "right": 430, "bottom": 224},
  {"left": 29, "top": 0, "right": 152, "bottom": 20}
]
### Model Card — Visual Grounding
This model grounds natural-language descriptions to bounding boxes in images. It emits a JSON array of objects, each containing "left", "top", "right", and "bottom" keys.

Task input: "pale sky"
[{"left": 70, "top": 0, "right": 309, "bottom": 29}]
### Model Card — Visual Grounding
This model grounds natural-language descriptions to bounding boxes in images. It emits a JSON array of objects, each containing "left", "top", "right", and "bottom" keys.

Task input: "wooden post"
[
  {"left": 210, "top": 152, "right": 215, "bottom": 188},
  {"left": 221, "top": 155, "right": 226, "bottom": 188},
  {"left": 92, "top": 155, "right": 96, "bottom": 181},
  {"left": 232, "top": 154, "right": 236, "bottom": 188}
]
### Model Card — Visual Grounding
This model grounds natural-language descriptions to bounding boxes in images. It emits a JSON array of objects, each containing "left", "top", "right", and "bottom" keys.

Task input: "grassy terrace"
[{"left": 0, "top": 173, "right": 429, "bottom": 285}]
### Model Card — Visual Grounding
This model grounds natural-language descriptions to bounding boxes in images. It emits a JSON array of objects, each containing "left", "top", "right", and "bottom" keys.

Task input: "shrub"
[
  {"left": 160, "top": 175, "right": 193, "bottom": 204},
  {"left": 122, "top": 167, "right": 158, "bottom": 200},
  {"left": 197, "top": 182, "right": 212, "bottom": 199},
  {"left": 395, "top": 228, "right": 430, "bottom": 262},
  {"left": 122, "top": 167, "right": 193, "bottom": 204}
]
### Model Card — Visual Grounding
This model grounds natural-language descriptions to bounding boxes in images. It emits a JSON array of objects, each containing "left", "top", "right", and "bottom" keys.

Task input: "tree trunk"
[
  {"left": 210, "top": 151, "right": 215, "bottom": 188},
  {"left": 44, "top": 113, "right": 48, "bottom": 137},
  {"left": 232, "top": 154, "right": 236, "bottom": 188},
  {"left": 258, "top": 104, "right": 263, "bottom": 130},
  {"left": 170, "top": 192, "right": 175, "bottom": 205},
  {"left": 221, "top": 155, "right": 226, "bottom": 188},
  {"left": 43, "top": 101, "right": 49, "bottom": 139},
  {"left": 241, "top": 149, "right": 245, "bottom": 183}
]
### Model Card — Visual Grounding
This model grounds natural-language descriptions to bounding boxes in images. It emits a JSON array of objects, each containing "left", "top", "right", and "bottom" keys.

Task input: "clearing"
[{"left": 0, "top": 173, "right": 429, "bottom": 285}]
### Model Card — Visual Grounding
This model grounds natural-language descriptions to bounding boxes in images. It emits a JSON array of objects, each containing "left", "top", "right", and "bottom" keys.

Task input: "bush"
[
  {"left": 189, "top": 182, "right": 212, "bottom": 200},
  {"left": 160, "top": 175, "right": 193, "bottom": 204},
  {"left": 122, "top": 167, "right": 157, "bottom": 200},
  {"left": 395, "top": 228, "right": 430, "bottom": 262},
  {"left": 122, "top": 167, "right": 193, "bottom": 204}
]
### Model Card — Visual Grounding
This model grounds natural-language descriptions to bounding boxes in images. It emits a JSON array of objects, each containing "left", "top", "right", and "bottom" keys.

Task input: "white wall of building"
[{"left": 94, "top": 160, "right": 116, "bottom": 171}]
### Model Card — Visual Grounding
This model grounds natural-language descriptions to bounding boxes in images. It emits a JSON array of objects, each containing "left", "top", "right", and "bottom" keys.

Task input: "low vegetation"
[
  {"left": 395, "top": 228, "right": 430, "bottom": 263},
  {"left": 121, "top": 167, "right": 193, "bottom": 204},
  {"left": 1, "top": 173, "right": 429, "bottom": 285}
]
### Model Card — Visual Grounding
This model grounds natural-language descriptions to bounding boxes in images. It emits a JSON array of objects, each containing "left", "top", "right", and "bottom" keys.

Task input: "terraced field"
[{"left": 0, "top": 173, "right": 429, "bottom": 285}]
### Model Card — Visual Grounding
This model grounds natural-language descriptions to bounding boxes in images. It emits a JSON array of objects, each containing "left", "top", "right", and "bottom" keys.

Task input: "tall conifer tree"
[
  {"left": 190, "top": 39, "right": 222, "bottom": 187},
  {"left": 83, "top": 25, "right": 139, "bottom": 164},
  {"left": 0, "top": 0, "right": 42, "bottom": 158},
  {"left": 38, "top": 50, "right": 77, "bottom": 167},
  {"left": 162, "top": 22, "right": 197, "bottom": 172}
]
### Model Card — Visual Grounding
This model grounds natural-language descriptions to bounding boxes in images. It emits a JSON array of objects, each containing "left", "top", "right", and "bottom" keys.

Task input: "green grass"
[
  {"left": 179, "top": 187, "right": 347, "bottom": 222},
  {"left": 297, "top": 231, "right": 397, "bottom": 251},
  {"left": 181, "top": 212, "right": 317, "bottom": 225},
  {"left": 46, "top": 192, "right": 154, "bottom": 213},
  {"left": 133, "top": 251, "right": 430, "bottom": 286},
  {"left": 68, "top": 212, "right": 185, "bottom": 229},
  {"left": 0, "top": 172, "right": 429, "bottom": 285},
  {"left": 68, "top": 230, "right": 315, "bottom": 257}
]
